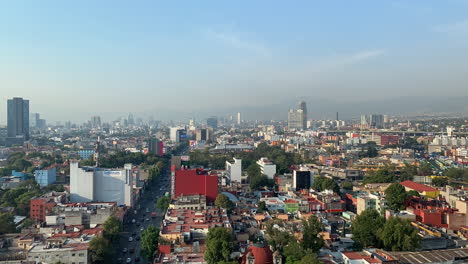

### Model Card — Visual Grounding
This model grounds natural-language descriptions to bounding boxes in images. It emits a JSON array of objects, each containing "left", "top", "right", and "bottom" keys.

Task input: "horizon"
[{"left": 2, "top": 1, "right": 468, "bottom": 123}]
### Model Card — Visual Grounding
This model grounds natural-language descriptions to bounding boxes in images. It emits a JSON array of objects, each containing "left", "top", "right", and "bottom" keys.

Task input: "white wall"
[
  {"left": 226, "top": 158, "right": 242, "bottom": 182},
  {"left": 70, "top": 162, "right": 94, "bottom": 203}
]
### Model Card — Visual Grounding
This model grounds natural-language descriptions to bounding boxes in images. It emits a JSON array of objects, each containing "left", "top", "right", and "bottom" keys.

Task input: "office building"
[
  {"left": 127, "top": 113, "right": 134, "bottom": 125},
  {"left": 226, "top": 158, "right": 242, "bottom": 182},
  {"left": 288, "top": 101, "right": 307, "bottom": 130},
  {"left": 237, "top": 112, "right": 241, "bottom": 126},
  {"left": 148, "top": 138, "right": 164, "bottom": 156},
  {"left": 34, "top": 166, "right": 57, "bottom": 187},
  {"left": 90, "top": 116, "right": 101, "bottom": 128},
  {"left": 173, "top": 169, "right": 218, "bottom": 203},
  {"left": 170, "top": 127, "right": 187, "bottom": 143},
  {"left": 78, "top": 149, "right": 95, "bottom": 160},
  {"left": 293, "top": 169, "right": 313, "bottom": 191},
  {"left": 70, "top": 162, "right": 134, "bottom": 206},
  {"left": 257, "top": 157, "right": 276, "bottom": 179},
  {"left": 206, "top": 117, "right": 218, "bottom": 129},
  {"left": 299, "top": 101, "right": 307, "bottom": 130},
  {"left": 30, "top": 113, "right": 39, "bottom": 128},
  {"left": 360, "top": 114, "right": 384, "bottom": 129},
  {"left": 7, "top": 97, "right": 29, "bottom": 144}
]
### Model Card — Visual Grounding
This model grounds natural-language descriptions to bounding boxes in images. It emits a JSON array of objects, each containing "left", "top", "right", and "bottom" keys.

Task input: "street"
[{"left": 116, "top": 167, "right": 171, "bottom": 264}]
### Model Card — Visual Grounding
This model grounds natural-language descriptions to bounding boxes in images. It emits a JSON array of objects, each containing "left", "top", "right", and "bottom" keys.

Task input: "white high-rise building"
[
  {"left": 70, "top": 162, "right": 134, "bottom": 206},
  {"left": 226, "top": 158, "right": 242, "bottom": 183},
  {"left": 237, "top": 112, "right": 241, "bottom": 126},
  {"left": 257, "top": 157, "right": 276, "bottom": 179}
]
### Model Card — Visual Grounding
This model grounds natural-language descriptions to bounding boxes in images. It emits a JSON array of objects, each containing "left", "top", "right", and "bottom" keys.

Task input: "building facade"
[
  {"left": 226, "top": 158, "right": 242, "bottom": 183},
  {"left": 34, "top": 167, "right": 57, "bottom": 187},
  {"left": 257, "top": 158, "right": 276, "bottom": 179},
  {"left": 7, "top": 97, "right": 29, "bottom": 145}
]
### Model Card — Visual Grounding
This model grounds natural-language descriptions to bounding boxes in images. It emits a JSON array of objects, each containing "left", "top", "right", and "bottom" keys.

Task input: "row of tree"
[{"left": 351, "top": 209, "right": 420, "bottom": 251}]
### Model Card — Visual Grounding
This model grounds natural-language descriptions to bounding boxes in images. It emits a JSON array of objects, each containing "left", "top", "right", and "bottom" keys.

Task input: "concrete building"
[
  {"left": 288, "top": 109, "right": 304, "bottom": 131},
  {"left": 170, "top": 127, "right": 187, "bottom": 143},
  {"left": 30, "top": 192, "right": 68, "bottom": 222},
  {"left": 148, "top": 138, "right": 163, "bottom": 156},
  {"left": 293, "top": 169, "right": 313, "bottom": 191},
  {"left": 226, "top": 158, "right": 242, "bottom": 183},
  {"left": 237, "top": 112, "right": 241, "bottom": 126},
  {"left": 357, "top": 194, "right": 387, "bottom": 215},
  {"left": 169, "top": 194, "right": 206, "bottom": 211},
  {"left": 34, "top": 166, "right": 57, "bottom": 187},
  {"left": 173, "top": 169, "right": 218, "bottom": 203},
  {"left": 78, "top": 149, "right": 94, "bottom": 160},
  {"left": 360, "top": 114, "right": 384, "bottom": 129},
  {"left": 45, "top": 202, "right": 116, "bottom": 227},
  {"left": 206, "top": 117, "right": 218, "bottom": 129},
  {"left": 70, "top": 162, "right": 134, "bottom": 206},
  {"left": 7, "top": 97, "right": 29, "bottom": 145},
  {"left": 257, "top": 157, "right": 276, "bottom": 179}
]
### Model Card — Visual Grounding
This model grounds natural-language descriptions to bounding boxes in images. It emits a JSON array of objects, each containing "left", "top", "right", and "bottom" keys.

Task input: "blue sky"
[{"left": 1, "top": 1, "right": 468, "bottom": 122}]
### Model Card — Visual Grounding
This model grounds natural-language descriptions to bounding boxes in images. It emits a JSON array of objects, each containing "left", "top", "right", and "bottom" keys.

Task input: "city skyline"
[{"left": 1, "top": 1, "right": 468, "bottom": 123}]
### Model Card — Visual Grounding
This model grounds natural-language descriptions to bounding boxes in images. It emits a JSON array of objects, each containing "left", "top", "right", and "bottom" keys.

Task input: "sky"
[{"left": 1, "top": 1, "right": 468, "bottom": 123}]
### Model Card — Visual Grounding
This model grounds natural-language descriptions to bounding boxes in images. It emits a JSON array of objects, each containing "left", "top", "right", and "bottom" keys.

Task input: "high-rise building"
[
  {"left": 90, "top": 116, "right": 101, "bottom": 128},
  {"left": 206, "top": 117, "right": 218, "bottom": 129},
  {"left": 148, "top": 138, "right": 164, "bottom": 156},
  {"left": 173, "top": 168, "right": 218, "bottom": 203},
  {"left": 237, "top": 112, "right": 241, "bottom": 126},
  {"left": 7, "top": 97, "right": 29, "bottom": 144},
  {"left": 299, "top": 101, "right": 307, "bottom": 129},
  {"left": 226, "top": 158, "right": 242, "bottom": 182},
  {"left": 360, "top": 114, "right": 384, "bottom": 129},
  {"left": 257, "top": 157, "right": 276, "bottom": 179},
  {"left": 127, "top": 113, "right": 134, "bottom": 126},
  {"left": 293, "top": 169, "right": 313, "bottom": 191}
]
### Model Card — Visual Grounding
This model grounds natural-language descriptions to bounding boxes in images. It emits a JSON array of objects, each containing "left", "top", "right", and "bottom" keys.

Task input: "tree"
[
  {"left": 378, "top": 216, "right": 420, "bottom": 251},
  {"left": 400, "top": 164, "right": 418, "bottom": 181},
  {"left": 0, "top": 213, "right": 16, "bottom": 234},
  {"left": 141, "top": 226, "right": 160, "bottom": 258},
  {"left": 312, "top": 177, "right": 339, "bottom": 194},
  {"left": 88, "top": 236, "right": 114, "bottom": 264},
  {"left": 265, "top": 219, "right": 294, "bottom": 251},
  {"left": 215, "top": 194, "right": 234, "bottom": 212},
  {"left": 301, "top": 215, "right": 324, "bottom": 253},
  {"left": 258, "top": 201, "right": 268, "bottom": 212},
  {"left": 300, "top": 254, "right": 322, "bottom": 264},
  {"left": 342, "top": 181, "right": 353, "bottom": 191},
  {"left": 204, "top": 227, "right": 234, "bottom": 264},
  {"left": 103, "top": 216, "right": 122, "bottom": 242},
  {"left": 283, "top": 241, "right": 306, "bottom": 264},
  {"left": 406, "top": 190, "right": 420, "bottom": 197},
  {"left": 385, "top": 183, "right": 408, "bottom": 211},
  {"left": 364, "top": 166, "right": 395, "bottom": 184},
  {"left": 155, "top": 196, "right": 170, "bottom": 211},
  {"left": 418, "top": 162, "right": 433, "bottom": 176},
  {"left": 432, "top": 177, "right": 448, "bottom": 187},
  {"left": 351, "top": 209, "right": 385, "bottom": 250}
]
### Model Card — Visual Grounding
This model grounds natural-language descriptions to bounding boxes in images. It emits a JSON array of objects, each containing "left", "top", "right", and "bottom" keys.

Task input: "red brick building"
[{"left": 30, "top": 192, "right": 67, "bottom": 222}]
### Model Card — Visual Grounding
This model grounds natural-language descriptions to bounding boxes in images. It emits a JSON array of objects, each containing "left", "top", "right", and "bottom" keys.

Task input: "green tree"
[
  {"left": 301, "top": 215, "right": 324, "bottom": 253},
  {"left": 258, "top": 201, "right": 268, "bottom": 212},
  {"left": 247, "top": 163, "right": 262, "bottom": 178},
  {"left": 0, "top": 213, "right": 16, "bottom": 234},
  {"left": 378, "top": 216, "right": 421, "bottom": 251},
  {"left": 432, "top": 177, "right": 448, "bottom": 187},
  {"left": 385, "top": 183, "right": 408, "bottom": 211},
  {"left": 284, "top": 241, "right": 306, "bottom": 264},
  {"left": 418, "top": 162, "right": 433, "bottom": 176},
  {"left": 214, "top": 194, "right": 234, "bottom": 211},
  {"left": 204, "top": 227, "right": 234, "bottom": 264},
  {"left": 312, "top": 177, "right": 339, "bottom": 193},
  {"left": 103, "top": 216, "right": 122, "bottom": 242},
  {"left": 141, "top": 226, "right": 160, "bottom": 258},
  {"left": 364, "top": 166, "right": 396, "bottom": 184},
  {"left": 400, "top": 164, "right": 418, "bottom": 181},
  {"left": 300, "top": 254, "right": 322, "bottom": 264},
  {"left": 265, "top": 219, "right": 294, "bottom": 251},
  {"left": 155, "top": 196, "right": 170, "bottom": 211},
  {"left": 342, "top": 181, "right": 353, "bottom": 191},
  {"left": 88, "top": 236, "right": 114, "bottom": 264},
  {"left": 351, "top": 209, "right": 385, "bottom": 250},
  {"left": 406, "top": 190, "right": 420, "bottom": 197}
]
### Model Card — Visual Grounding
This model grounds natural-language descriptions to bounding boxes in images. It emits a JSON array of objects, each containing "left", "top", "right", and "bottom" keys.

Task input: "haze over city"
[{"left": 2, "top": 1, "right": 468, "bottom": 123}]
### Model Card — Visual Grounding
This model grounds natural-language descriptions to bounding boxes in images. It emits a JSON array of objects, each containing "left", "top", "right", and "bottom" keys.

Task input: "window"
[
  {"left": 79, "top": 253, "right": 85, "bottom": 257},
  {"left": 72, "top": 254, "right": 76, "bottom": 256}
]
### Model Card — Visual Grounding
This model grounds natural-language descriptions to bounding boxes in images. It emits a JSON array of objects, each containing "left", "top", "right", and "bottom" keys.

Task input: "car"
[
  {"left": 126, "top": 258, "right": 132, "bottom": 263},
  {"left": 128, "top": 236, "right": 133, "bottom": 242},
  {"left": 131, "top": 219, "right": 136, "bottom": 224},
  {"left": 122, "top": 248, "right": 128, "bottom": 253},
  {"left": 140, "top": 227, "right": 144, "bottom": 232},
  {"left": 145, "top": 218, "right": 149, "bottom": 221}
]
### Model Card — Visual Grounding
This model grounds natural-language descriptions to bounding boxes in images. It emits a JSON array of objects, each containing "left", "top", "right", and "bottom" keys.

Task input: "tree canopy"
[
  {"left": 214, "top": 194, "right": 234, "bottom": 212},
  {"left": 103, "top": 215, "right": 122, "bottom": 242},
  {"left": 351, "top": 209, "right": 385, "bottom": 250},
  {"left": 0, "top": 213, "right": 16, "bottom": 234},
  {"left": 155, "top": 196, "right": 170, "bottom": 211},
  {"left": 301, "top": 215, "right": 324, "bottom": 253},
  {"left": 364, "top": 166, "right": 395, "bottom": 184},
  {"left": 204, "top": 227, "right": 234, "bottom": 264},
  {"left": 385, "top": 183, "right": 408, "bottom": 211},
  {"left": 141, "top": 226, "right": 160, "bottom": 258},
  {"left": 88, "top": 236, "right": 114, "bottom": 264},
  {"left": 312, "top": 177, "right": 340, "bottom": 194},
  {"left": 378, "top": 217, "right": 421, "bottom": 251}
]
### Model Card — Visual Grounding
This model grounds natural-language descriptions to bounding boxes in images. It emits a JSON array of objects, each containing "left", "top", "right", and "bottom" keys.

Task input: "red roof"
[{"left": 400, "top": 181, "right": 437, "bottom": 192}]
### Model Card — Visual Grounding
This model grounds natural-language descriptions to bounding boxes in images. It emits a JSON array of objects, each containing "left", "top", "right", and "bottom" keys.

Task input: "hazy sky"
[{"left": 1, "top": 1, "right": 468, "bottom": 123}]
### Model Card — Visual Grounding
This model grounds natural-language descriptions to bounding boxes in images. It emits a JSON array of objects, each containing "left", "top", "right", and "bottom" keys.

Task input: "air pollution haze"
[{"left": 1, "top": 1, "right": 468, "bottom": 123}]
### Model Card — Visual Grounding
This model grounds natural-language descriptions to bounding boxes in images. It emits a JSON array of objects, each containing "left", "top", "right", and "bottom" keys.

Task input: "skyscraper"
[
  {"left": 298, "top": 101, "right": 307, "bottom": 130},
  {"left": 206, "top": 117, "right": 218, "bottom": 129},
  {"left": 7, "top": 97, "right": 29, "bottom": 144},
  {"left": 237, "top": 112, "right": 241, "bottom": 126}
]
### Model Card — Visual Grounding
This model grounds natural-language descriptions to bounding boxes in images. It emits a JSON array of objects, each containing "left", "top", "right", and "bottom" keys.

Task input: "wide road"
[{"left": 116, "top": 166, "right": 171, "bottom": 264}]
